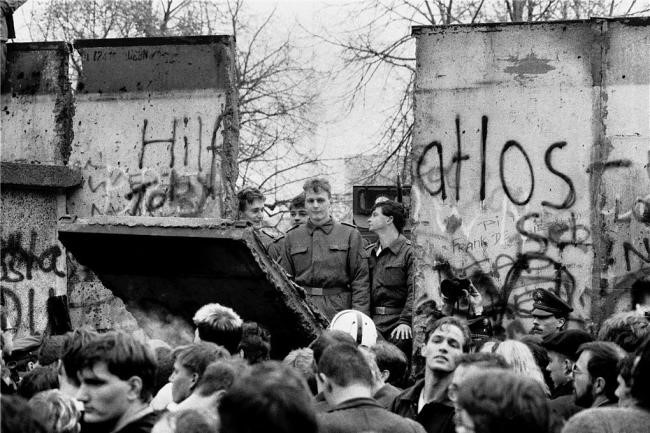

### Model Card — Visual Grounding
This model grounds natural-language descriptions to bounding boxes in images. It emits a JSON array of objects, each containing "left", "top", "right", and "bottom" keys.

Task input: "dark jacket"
[
  {"left": 318, "top": 397, "right": 426, "bottom": 433},
  {"left": 551, "top": 380, "right": 573, "bottom": 399},
  {"left": 374, "top": 383, "right": 403, "bottom": 409},
  {"left": 114, "top": 410, "right": 160, "bottom": 433},
  {"left": 549, "top": 394, "right": 582, "bottom": 422},
  {"left": 366, "top": 235, "right": 415, "bottom": 335},
  {"left": 278, "top": 218, "right": 370, "bottom": 319},
  {"left": 390, "top": 379, "right": 455, "bottom": 433}
]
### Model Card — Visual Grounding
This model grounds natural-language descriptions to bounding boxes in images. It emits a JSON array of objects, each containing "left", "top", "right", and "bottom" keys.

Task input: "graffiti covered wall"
[
  {"left": 412, "top": 18, "right": 650, "bottom": 334},
  {"left": 67, "top": 37, "right": 238, "bottom": 219},
  {"left": 1, "top": 37, "right": 238, "bottom": 335},
  {"left": 1, "top": 43, "right": 73, "bottom": 336}
]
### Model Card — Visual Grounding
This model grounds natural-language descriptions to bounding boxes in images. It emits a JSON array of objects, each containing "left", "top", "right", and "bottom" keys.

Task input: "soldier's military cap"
[
  {"left": 531, "top": 288, "right": 573, "bottom": 317},
  {"left": 541, "top": 329, "right": 594, "bottom": 361}
]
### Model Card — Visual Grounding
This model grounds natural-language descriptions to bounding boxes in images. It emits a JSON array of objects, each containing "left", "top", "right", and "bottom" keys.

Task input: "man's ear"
[
  {"left": 317, "top": 373, "right": 332, "bottom": 392},
  {"left": 593, "top": 377, "right": 606, "bottom": 395},
  {"left": 562, "top": 359, "right": 573, "bottom": 377},
  {"left": 380, "top": 369, "right": 390, "bottom": 383},
  {"left": 189, "top": 372, "right": 199, "bottom": 390},
  {"left": 557, "top": 317, "right": 566, "bottom": 329},
  {"left": 126, "top": 376, "right": 144, "bottom": 401}
]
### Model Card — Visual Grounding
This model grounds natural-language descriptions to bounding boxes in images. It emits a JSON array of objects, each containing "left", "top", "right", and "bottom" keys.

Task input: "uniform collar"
[
  {"left": 372, "top": 234, "right": 407, "bottom": 256},
  {"left": 327, "top": 397, "right": 381, "bottom": 412},
  {"left": 307, "top": 217, "right": 334, "bottom": 234}
]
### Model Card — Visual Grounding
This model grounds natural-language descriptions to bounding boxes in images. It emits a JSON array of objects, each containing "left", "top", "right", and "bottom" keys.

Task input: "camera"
[{"left": 440, "top": 278, "right": 471, "bottom": 301}]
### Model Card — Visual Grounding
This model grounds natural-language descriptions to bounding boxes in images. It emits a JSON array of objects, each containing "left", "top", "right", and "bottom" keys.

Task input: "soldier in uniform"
[
  {"left": 237, "top": 187, "right": 277, "bottom": 252},
  {"left": 529, "top": 288, "right": 573, "bottom": 337},
  {"left": 289, "top": 193, "right": 309, "bottom": 226},
  {"left": 365, "top": 201, "right": 414, "bottom": 353},
  {"left": 277, "top": 178, "right": 370, "bottom": 320},
  {"left": 268, "top": 193, "right": 308, "bottom": 262}
]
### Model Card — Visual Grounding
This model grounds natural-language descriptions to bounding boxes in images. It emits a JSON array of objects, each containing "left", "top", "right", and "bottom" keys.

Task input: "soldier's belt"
[
  {"left": 373, "top": 307, "right": 403, "bottom": 315},
  {"left": 303, "top": 287, "right": 346, "bottom": 296}
]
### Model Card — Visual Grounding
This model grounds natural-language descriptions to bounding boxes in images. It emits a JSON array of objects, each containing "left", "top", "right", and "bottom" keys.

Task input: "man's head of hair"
[
  {"left": 576, "top": 341, "right": 624, "bottom": 402},
  {"left": 173, "top": 342, "right": 229, "bottom": 379},
  {"left": 302, "top": 178, "right": 331, "bottom": 198},
  {"left": 424, "top": 316, "right": 472, "bottom": 353},
  {"left": 456, "top": 369, "right": 556, "bottom": 433},
  {"left": 1, "top": 395, "right": 48, "bottom": 433},
  {"left": 371, "top": 200, "right": 406, "bottom": 233},
  {"left": 237, "top": 187, "right": 265, "bottom": 213},
  {"left": 632, "top": 334, "right": 650, "bottom": 408},
  {"left": 237, "top": 321, "right": 271, "bottom": 364},
  {"left": 631, "top": 277, "right": 650, "bottom": 309},
  {"left": 456, "top": 352, "right": 510, "bottom": 369},
  {"left": 193, "top": 303, "right": 243, "bottom": 354},
  {"left": 598, "top": 311, "right": 650, "bottom": 353},
  {"left": 370, "top": 341, "right": 408, "bottom": 387},
  {"left": 308, "top": 330, "right": 356, "bottom": 365},
  {"left": 194, "top": 358, "right": 250, "bottom": 398},
  {"left": 218, "top": 361, "right": 317, "bottom": 433},
  {"left": 17, "top": 365, "right": 59, "bottom": 400},
  {"left": 153, "top": 346, "right": 174, "bottom": 395},
  {"left": 283, "top": 348, "right": 317, "bottom": 395},
  {"left": 77, "top": 332, "right": 157, "bottom": 402},
  {"left": 60, "top": 329, "right": 99, "bottom": 387},
  {"left": 289, "top": 193, "right": 306, "bottom": 210},
  {"left": 317, "top": 343, "right": 373, "bottom": 388}
]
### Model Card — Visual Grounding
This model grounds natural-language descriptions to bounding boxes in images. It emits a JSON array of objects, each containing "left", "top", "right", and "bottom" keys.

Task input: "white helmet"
[{"left": 328, "top": 310, "right": 377, "bottom": 347}]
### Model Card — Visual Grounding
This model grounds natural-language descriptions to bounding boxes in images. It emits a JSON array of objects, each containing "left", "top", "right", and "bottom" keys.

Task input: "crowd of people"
[
  {"left": 2, "top": 176, "right": 650, "bottom": 433},
  {"left": 2, "top": 298, "right": 650, "bottom": 433}
]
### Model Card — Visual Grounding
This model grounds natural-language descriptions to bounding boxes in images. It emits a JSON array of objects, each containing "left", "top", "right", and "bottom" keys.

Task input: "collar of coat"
[
  {"left": 327, "top": 397, "right": 383, "bottom": 412},
  {"left": 369, "top": 234, "right": 409, "bottom": 256},
  {"left": 307, "top": 217, "right": 334, "bottom": 234}
]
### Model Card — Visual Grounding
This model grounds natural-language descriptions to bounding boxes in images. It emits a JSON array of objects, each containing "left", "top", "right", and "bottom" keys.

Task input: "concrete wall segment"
[
  {"left": 1, "top": 42, "right": 74, "bottom": 165},
  {"left": 1, "top": 36, "right": 240, "bottom": 338},
  {"left": 412, "top": 18, "right": 650, "bottom": 342},
  {"left": 66, "top": 37, "right": 237, "bottom": 219}
]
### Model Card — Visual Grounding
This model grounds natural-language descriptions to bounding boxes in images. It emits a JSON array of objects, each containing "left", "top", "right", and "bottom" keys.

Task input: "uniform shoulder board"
[
  {"left": 285, "top": 224, "right": 301, "bottom": 233},
  {"left": 260, "top": 227, "right": 279, "bottom": 239},
  {"left": 272, "top": 234, "right": 285, "bottom": 243},
  {"left": 341, "top": 221, "right": 357, "bottom": 228}
]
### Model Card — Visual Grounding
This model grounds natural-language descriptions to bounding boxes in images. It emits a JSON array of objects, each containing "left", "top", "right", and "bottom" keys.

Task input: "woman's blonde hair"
[
  {"left": 28, "top": 390, "right": 81, "bottom": 433},
  {"left": 480, "top": 339, "right": 550, "bottom": 396}
]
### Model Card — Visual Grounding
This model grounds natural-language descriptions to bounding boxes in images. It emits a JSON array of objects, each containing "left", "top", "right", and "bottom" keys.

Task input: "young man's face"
[
  {"left": 305, "top": 190, "right": 331, "bottom": 225},
  {"left": 421, "top": 324, "right": 465, "bottom": 374},
  {"left": 572, "top": 350, "right": 595, "bottom": 407},
  {"left": 547, "top": 351, "right": 571, "bottom": 389},
  {"left": 170, "top": 360, "right": 197, "bottom": 403},
  {"left": 77, "top": 362, "right": 133, "bottom": 424},
  {"left": 243, "top": 199, "right": 265, "bottom": 227},
  {"left": 289, "top": 206, "right": 309, "bottom": 225},
  {"left": 367, "top": 206, "right": 392, "bottom": 233}
]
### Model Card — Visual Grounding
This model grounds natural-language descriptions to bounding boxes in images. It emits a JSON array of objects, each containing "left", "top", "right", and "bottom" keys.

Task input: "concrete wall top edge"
[
  {"left": 411, "top": 16, "right": 650, "bottom": 35},
  {"left": 75, "top": 40, "right": 232, "bottom": 93},
  {"left": 6, "top": 41, "right": 71, "bottom": 51},
  {"left": 74, "top": 35, "right": 233, "bottom": 48}
]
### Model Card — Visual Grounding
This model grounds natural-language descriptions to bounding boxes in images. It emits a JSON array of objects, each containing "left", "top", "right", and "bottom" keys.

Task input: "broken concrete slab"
[{"left": 58, "top": 216, "right": 328, "bottom": 358}]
